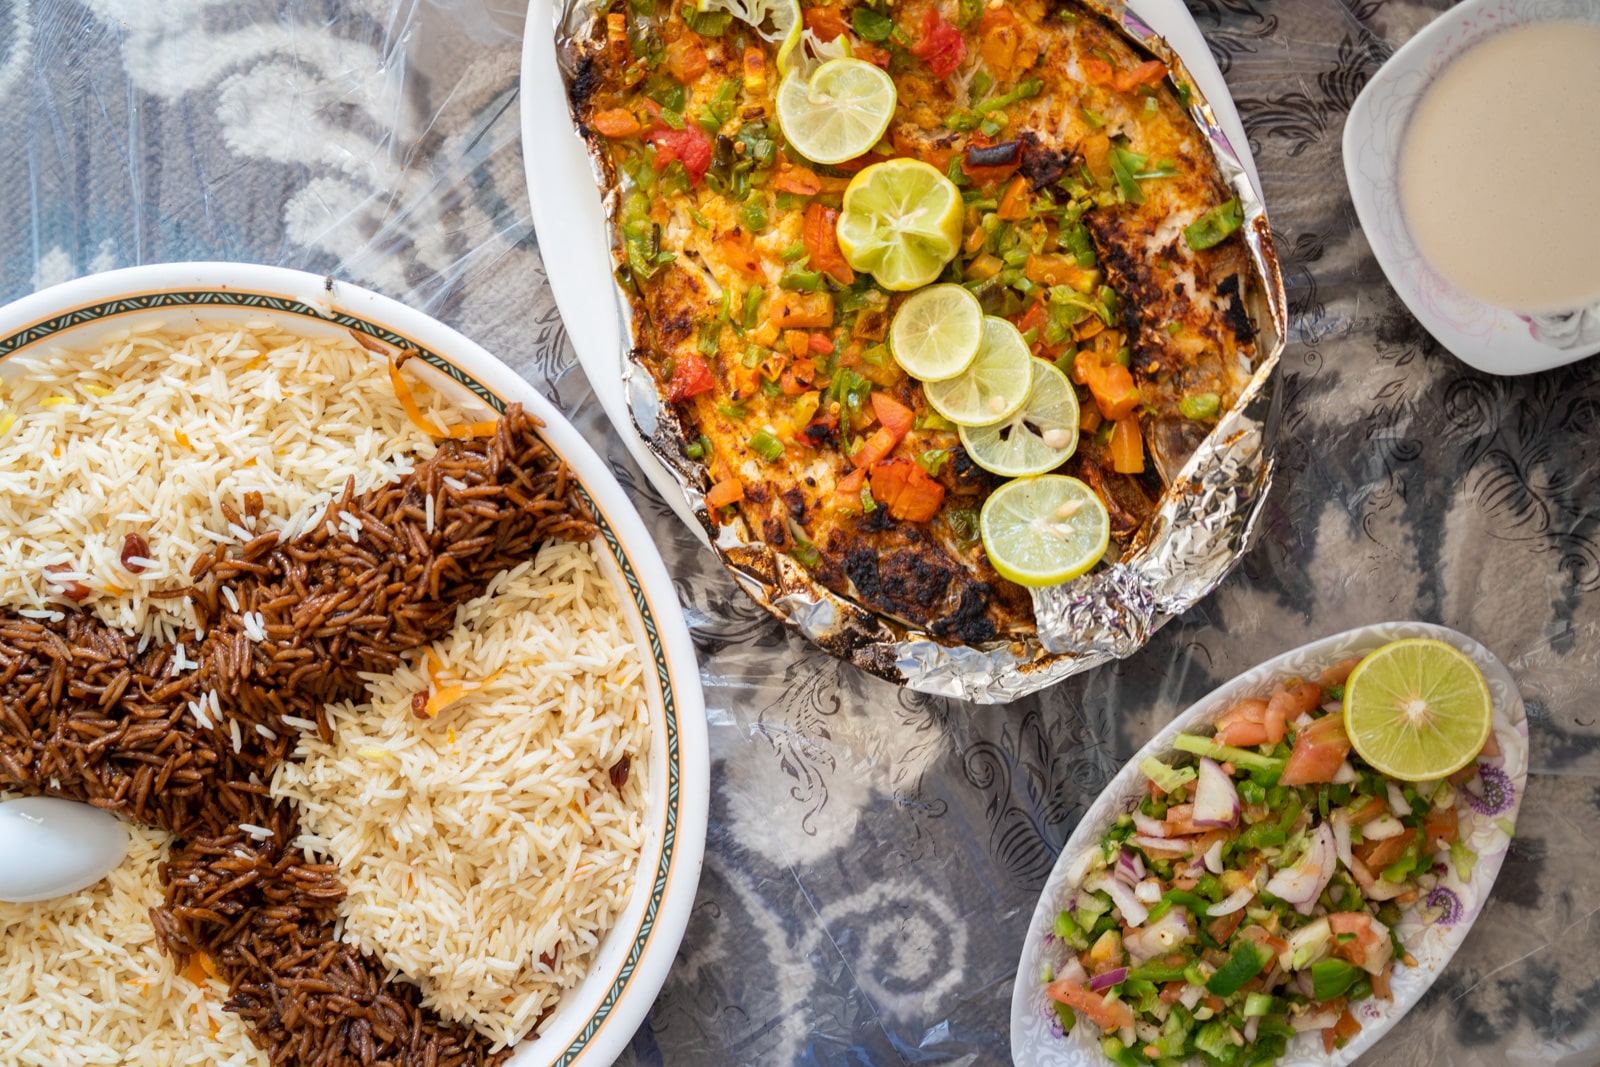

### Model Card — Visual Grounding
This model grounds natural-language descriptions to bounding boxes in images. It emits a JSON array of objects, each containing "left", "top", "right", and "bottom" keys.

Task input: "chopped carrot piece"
[
  {"left": 835, "top": 466, "right": 868, "bottom": 511},
  {"left": 869, "top": 457, "right": 945, "bottom": 522},
  {"left": 997, "top": 175, "right": 1031, "bottom": 220},
  {"left": 591, "top": 108, "right": 641, "bottom": 139},
  {"left": 803, "top": 202, "right": 855, "bottom": 284},
  {"left": 1110, "top": 415, "right": 1145, "bottom": 477},
  {"left": 808, "top": 333, "right": 835, "bottom": 355},
  {"left": 802, "top": 4, "right": 849, "bottom": 40},
  {"left": 705, "top": 479, "right": 744, "bottom": 509},
  {"left": 768, "top": 291, "right": 834, "bottom": 329},
  {"left": 665, "top": 36, "right": 708, "bottom": 83},
  {"left": 869, "top": 392, "right": 914, "bottom": 438}
]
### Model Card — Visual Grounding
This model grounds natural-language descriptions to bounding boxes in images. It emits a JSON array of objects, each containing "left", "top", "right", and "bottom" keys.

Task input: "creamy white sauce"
[{"left": 1398, "top": 20, "right": 1600, "bottom": 313}]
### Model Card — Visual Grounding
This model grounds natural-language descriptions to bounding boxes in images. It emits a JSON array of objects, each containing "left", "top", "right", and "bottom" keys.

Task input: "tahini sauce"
[{"left": 1398, "top": 20, "right": 1600, "bottom": 313}]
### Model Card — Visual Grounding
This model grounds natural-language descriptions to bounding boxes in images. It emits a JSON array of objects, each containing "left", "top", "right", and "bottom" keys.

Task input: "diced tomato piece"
[
  {"left": 835, "top": 465, "right": 868, "bottom": 508},
  {"left": 647, "top": 126, "right": 714, "bottom": 184},
  {"left": 1013, "top": 298, "right": 1048, "bottom": 339},
  {"left": 1216, "top": 718, "right": 1270, "bottom": 748},
  {"left": 1208, "top": 910, "right": 1245, "bottom": 944},
  {"left": 665, "top": 35, "right": 708, "bottom": 83},
  {"left": 780, "top": 357, "right": 817, "bottom": 396},
  {"left": 705, "top": 479, "right": 744, "bottom": 509},
  {"left": 1347, "top": 794, "right": 1388, "bottom": 826},
  {"left": 803, "top": 202, "right": 856, "bottom": 284},
  {"left": 1356, "top": 827, "right": 1416, "bottom": 870},
  {"left": 1044, "top": 980, "right": 1136, "bottom": 1033},
  {"left": 909, "top": 9, "right": 967, "bottom": 78},
  {"left": 1081, "top": 56, "right": 1115, "bottom": 87},
  {"left": 1320, "top": 657, "right": 1361, "bottom": 688},
  {"left": 802, "top": 4, "right": 849, "bottom": 40},
  {"left": 869, "top": 391, "right": 914, "bottom": 438},
  {"left": 869, "top": 457, "right": 945, "bottom": 522},
  {"left": 1423, "top": 805, "right": 1459, "bottom": 848},
  {"left": 1279, "top": 713, "right": 1352, "bottom": 786},
  {"left": 591, "top": 108, "right": 641, "bottom": 139},
  {"left": 808, "top": 333, "right": 835, "bottom": 355},
  {"left": 1262, "top": 678, "right": 1321, "bottom": 745},
  {"left": 667, "top": 352, "right": 716, "bottom": 402},
  {"left": 1323, "top": 1010, "right": 1361, "bottom": 1054}
]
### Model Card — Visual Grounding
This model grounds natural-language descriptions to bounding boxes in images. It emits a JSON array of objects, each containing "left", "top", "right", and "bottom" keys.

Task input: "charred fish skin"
[{"left": 569, "top": 0, "right": 1257, "bottom": 644}]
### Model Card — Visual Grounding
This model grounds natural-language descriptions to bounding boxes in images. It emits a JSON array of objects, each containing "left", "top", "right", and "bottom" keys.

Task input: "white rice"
[
  {"left": 0, "top": 808, "right": 269, "bottom": 1067},
  {"left": 270, "top": 541, "right": 649, "bottom": 1049},
  {"left": 0, "top": 322, "right": 470, "bottom": 638}
]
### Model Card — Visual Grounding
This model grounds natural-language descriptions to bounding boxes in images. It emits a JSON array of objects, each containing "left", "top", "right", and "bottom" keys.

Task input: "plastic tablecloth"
[{"left": 3, "top": 1, "right": 1596, "bottom": 1065}]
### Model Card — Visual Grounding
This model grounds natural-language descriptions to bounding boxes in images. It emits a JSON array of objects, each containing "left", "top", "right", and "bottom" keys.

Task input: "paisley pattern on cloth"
[{"left": 0, "top": 1, "right": 1596, "bottom": 1065}]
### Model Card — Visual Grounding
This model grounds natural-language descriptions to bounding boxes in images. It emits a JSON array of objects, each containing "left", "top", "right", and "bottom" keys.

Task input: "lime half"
[
  {"left": 960, "top": 358, "right": 1081, "bottom": 477},
  {"left": 1342, "top": 638, "right": 1493, "bottom": 781},
  {"left": 979, "top": 475, "right": 1110, "bottom": 587},
  {"left": 889, "top": 284, "right": 984, "bottom": 381},
  {"left": 776, "top": 59, "right": 897, "bottom": 166},
  {"left": 699, "top": 0, "right": 802, "bottom": 72},
  {"left": 836, "top": 159, "right": 963, "bottom": 291},
  {"left": 922, "top": 316, "right": 1033, "bottom": 427}
]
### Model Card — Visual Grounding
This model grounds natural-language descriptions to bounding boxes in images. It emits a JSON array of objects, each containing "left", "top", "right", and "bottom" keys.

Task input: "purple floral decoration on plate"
[
  {"left": 1462, "top": 764, "right": 1514, "bottom": 816},
  {"left": 1424, "top": 886, "right": 1463, "bottom": 925}
]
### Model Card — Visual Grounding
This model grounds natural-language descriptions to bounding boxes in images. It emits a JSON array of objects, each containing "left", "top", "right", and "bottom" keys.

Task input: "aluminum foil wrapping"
[{"left": 553, "top": 0, "right": 1287, "bottom": 703}]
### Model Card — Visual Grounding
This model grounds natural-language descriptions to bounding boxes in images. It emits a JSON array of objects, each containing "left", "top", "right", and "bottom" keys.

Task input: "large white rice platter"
[{"left": 0, "top": 268, "right": 699, "bottom": 1067}]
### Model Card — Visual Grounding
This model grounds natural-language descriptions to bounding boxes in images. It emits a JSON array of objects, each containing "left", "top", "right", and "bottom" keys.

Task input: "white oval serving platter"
[{"left": 1010, "top": 621, "right": 1527, "bottom": 1067}]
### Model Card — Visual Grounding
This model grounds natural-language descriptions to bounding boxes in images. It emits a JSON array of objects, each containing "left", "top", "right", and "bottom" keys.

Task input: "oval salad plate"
[
  {"left": 1010, "top": 621, "right": 1527, "bottom": 1067},
  {"left": 521, "top": 0, "right": 1264, "bottom": 543}
]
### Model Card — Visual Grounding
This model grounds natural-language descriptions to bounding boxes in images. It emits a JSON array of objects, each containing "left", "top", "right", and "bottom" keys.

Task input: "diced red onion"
[
  {"left": 1132, "top": 811, "right": 1169, "bottom": 838},
  {"left": 1332, "top": 816, "right": 1353, "bottom": 870},
  {"left": 1057, "top": 954, "right": 1088, "bottom": 986},
  {"left": 1203, "top": 837, "right": 1225, "bottom": 875},
  {"left": 1349, "top": 856, "right": 1409, "bottom": 901},
  {"left": 1205, "top": 883, "right": 1256, "bottom": 917},
  {"left": 1193, "top": 757, "right": 1241, "bottom": 828},
  {"left": 1089, "top": 873, "right": 1150, "bottom": 928},
  {"left": 1292, "top": 970, "right": 1316, "bottom": 999},
  {"left": 1065, "top": 847, "right": 1101, "bottom": 886},
  {"left": 1361, "top": 814, "right": 1405, "bottom": 840},
  {"left": 1118, "top": 1025, "right": 1136, "bottom": 1048},
  {"left": 1089, "top": 966, "right": 1129, "bottom": 992},
  {"left": 1386, "top": 781, "right": 1413, "bottom": 816},
  {"left": 1132, "top": 834, "right": 1193, "bottom": 855},
  {"left": 1115, "top": 847, "right": 1146, "bottom": 885},
  {"left": 1295, "top": 712, "right": 1316, "bottom": 728},
  {"left": 1125, "top": 908, "right": 1192, "bottom": 962},
  {"left": 1179, "top": 984, "right": 1205, "bottom": 1010},
  {"left": 1291, "top": 1009, "right": 1341, "bottom": 1032},
  {"left": 1134, "top": 879, "right": 1163, "bottom": 904},
  {"left": 1264, "top": 823, "right": 1336, "bottom": 909},
  {"left": 1332, "top": 760, "right": 1358, "bottom": 785},
  {"left": 1320, "top": 702, "right": 1341, "bottom": 715},
  {"left": 1243, "top": 1016, "right": 1260, "bottom": 1043}
]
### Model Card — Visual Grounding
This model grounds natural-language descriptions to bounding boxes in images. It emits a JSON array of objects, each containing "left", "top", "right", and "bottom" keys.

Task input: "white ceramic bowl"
[
  {"left": 1343, "top": 0, "right": 1600, "bottom": 375},
  {"left": 1011, "top": 622, "right": 1527, "bottom": 1067},
  {"left": 0, "top": 263, "right": 709, "bottom": 1067}
]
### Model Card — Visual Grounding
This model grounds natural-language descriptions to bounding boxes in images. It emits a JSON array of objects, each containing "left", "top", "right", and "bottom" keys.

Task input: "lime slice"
[
  {"left": 888, "top": 284, "right": 984, "bottom": 381},
  {"left": 698, "top": 0, "right": 802, "bottom": 73},
  {"left": 922, "top": 316, "right": 1033, "bottom": 426},
  {"left": 1342, "top": 638, "right": 1494, "bottom": 782},
  {"left": 959, "top": 358, "right": 1081, "bottom": 476},
  {"left": 979, "top": 475, "right": 1110, "bottom": 587},
  {"left": 835, "top": 159, "right": 964, "bottom": 291},
  {"left": 776, "top": 59, "right": 897, "bottom": 166}
]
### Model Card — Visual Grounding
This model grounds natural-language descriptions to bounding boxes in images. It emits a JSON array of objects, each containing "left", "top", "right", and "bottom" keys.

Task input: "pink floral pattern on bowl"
[{"left": 1342, "top": 0, "right": 1600, "bottom": 374}]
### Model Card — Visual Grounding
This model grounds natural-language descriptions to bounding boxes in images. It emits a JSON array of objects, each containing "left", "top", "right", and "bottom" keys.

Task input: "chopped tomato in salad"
[{"left": 1042, "top": 671, "right": 1492, "bottom": 1067}]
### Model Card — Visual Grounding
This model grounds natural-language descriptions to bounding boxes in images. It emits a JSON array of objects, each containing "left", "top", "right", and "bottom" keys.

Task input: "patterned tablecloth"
[{"left": 3, "top": 1, "right": 1596, "bottom": 1065}]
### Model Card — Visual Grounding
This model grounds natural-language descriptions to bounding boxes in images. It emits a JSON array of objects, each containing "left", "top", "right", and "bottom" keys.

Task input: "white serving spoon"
[{"left": 0, "top": 796, "right": 130, "bottom": 903}]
